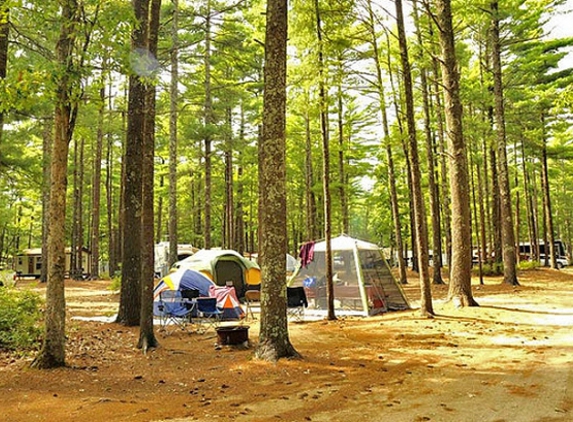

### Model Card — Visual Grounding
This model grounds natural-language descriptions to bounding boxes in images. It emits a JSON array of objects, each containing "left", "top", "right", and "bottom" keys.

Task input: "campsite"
[{"left": 1, "top": 267, "right": 573, "bottom": 422}]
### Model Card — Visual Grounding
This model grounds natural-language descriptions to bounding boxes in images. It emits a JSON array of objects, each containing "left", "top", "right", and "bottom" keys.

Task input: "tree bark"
[
  {"left": 90, "top": 85, "right": 105, "bottom": 280},
  {"left": 490, "top": 146, "right": 502, "bottom": 268},
  {"left": 490, "top": 0, "right": 519, "bottom": 285},
  {"left": 105, "top": 80, "right": 118, "bottom": 277},
  {"left": 118, "top": 0, "right": 149, "bottom": 326},
  {"left": 413, "top": 1, "right": 444, "bottom": 285},
  {"left": 435, "top": 0, "right": 478, "bottom": 307},
  {"left": 70, "top": 138, "right": 79, "bottom": 278},
  {"left": 304, "top": 98, "right": 318, "bottom": 240},
  {"left": 364, "top": 0, "right": 407, "bottom": 284},
  {"left": 540, "top": 114, "right": 557, "bottom": 268},
  {"left": 224, "top": 105, "right": 234, "bottom": 249},
  {"left": 314, "top": 0, "right": 335, "bottom": 321},
  {"left": 233, "top": 104, "right": 246, "bottom": 254},
  {"left": 255, "top": 0, "right": 298, "bottom": 362},
  {"left": 139, "top": 0, "right": 161, "bottom": 352},
  {"left": 41, "top": 118, "right": 53, "bottom": 283},
  {"left": 429, "top": 28, "right": 451, "bottom": 272},
  {"left": 168, "top": 0, "right": 179, "bottom": 266},
  {"left": 32, "top": 0, "right": 79, "bottom": 369},
  {"left": 395, "top": 0, "right": 433, "bottom": 317},
  {"left": 385, "top": 30, "right": 417, "bottom": 275},
  {"left": 74, "top": 137, "right": 85, "bottom": 280},
  {"left": 336, "top": 69, "right": 349, "bottom": 235},
  {"left": 203, "top": 0, "right": 213, "bottom": 250},
  {"left": 0, "top": 4, "right": 8, "bottom": 147}
]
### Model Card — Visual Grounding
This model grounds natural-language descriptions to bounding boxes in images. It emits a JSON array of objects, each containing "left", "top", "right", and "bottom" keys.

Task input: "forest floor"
[{"left": 1, "top": 267, "right": 573, "bottom": 422}]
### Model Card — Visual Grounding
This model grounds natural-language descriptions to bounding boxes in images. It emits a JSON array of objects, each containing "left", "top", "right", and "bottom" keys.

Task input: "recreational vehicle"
[
  {"left": 154, "top": 243, "right": 197, "bottom": 278},
  {"left": 518, "top": 240, "right": 569, "bottom": 269},
  {"left": 13, "top": 247, "right": 92, "bottom": 278}
]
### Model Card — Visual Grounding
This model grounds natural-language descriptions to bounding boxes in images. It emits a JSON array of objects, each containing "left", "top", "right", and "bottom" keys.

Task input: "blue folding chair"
[
  {"left": 195, "top": 297, "right": 222, "bottom": 332},
  {"left": 157, "top": 290, "right": 195, "bottom": 333}
]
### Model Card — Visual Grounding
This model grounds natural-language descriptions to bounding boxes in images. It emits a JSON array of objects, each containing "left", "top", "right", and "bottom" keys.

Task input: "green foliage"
[
  {"left": 108, "top": 271, "right": 122, "bottom": 291},
  {"left": 98, "top": 271, "right": 112, "bottom": 281},
  {"left": 0, "top": 287, "right": 43, "bottom": 351},
  {"left": 0, "top": 271, "right": 15, "bottom": 288},
  {"left": 518, "top": 260, "right": 540, "bottom": 270},
  {"left": 472, "top": 262, "right": 504, "bottom": 276},
  {"left": 2, "top": 0, "right": 573, "bottom": 269}
]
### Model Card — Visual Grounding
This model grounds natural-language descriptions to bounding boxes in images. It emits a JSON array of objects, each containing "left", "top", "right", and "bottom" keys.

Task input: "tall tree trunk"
[
  {"left": 0, "top": 4, "right": 8, "bottom": 147},
  {"left": 414, "top": 1, "right": 444, "bottom": 285},
  {"left": 490, "top": 146, "right": 502, "bottom": 267},
  {"left": 233, "top": 104, "right": 246, "bottom": 254},
  {"left": 203, "top": 0, "right": 213, "bottom": 249},
  {"left": 314, "top": 0, "right": 335, "bottom": 321},
  {"left": 41, "top": 118, "right": 53, "bottom": 283},
  {"left": 118, "top": 0, "right": 149, "bottom": 326},
  {"left": 224, "top": 105, "right": 234, "bottom": 249},
  {"left": 469, "top": 134, "right": 484, "bottom": 284},
  {"left": 364, "top": 0, "right": 407, "bottom": 284},
  {"left": 193, "top": 168, "right": 203, "bottom": 244},
  {"left": 255, "top": 0, "right": 298, "bottom": 362},
  {"left": 481, "top": 137, "right": 491, "bottom": 265},
  {"left": 304, "top": 99, "right": 318, "bottom": 240},
  {"left": 522, "top": 149, "right": 538, "bottom": 263},
  {"left": 139, "top": 0, "right": 161, "bottom": 352},
  {"left": 90, "top": 85, "right": 105, "bottom": 280},
  {"left": 541, "top": 118, "right": 556, "bottom": 268},
  {"left": 386, "top": 30, "right": 417, "bottom": 274},
  {"left": 168, "top": 0, "right": 179, "bottom": 266},
  {"left": 395, "top": 0, "right": 433, "bottom": 317},
  {"left": 70, "top": 138, "right": 79, "bottom": 278},
  {"left": 435, "top": 0, "right": 478, "bottom": 307},
  {"left": 514, "top": 139, "right": 521, "bottom": 265},
  {"left": 156, "top": 172, "right": 163, "bottom": 242},
  {"left": 429, "top": 30, "right": 451, "bottom": 271},
  {"left": 490, "top": 0, "right": 519, "bottom": 285},
  {"left": 472, "top": 47, "right": 486, "bottom": 275},
  {"left": 336, "top": 69, "right": 348, "bottom": 235},
  {"left": 106, "top": 80, "right": 118, "bottom": 277},
  {"left": 477, "top": 24, "right": 493, "bottom": 270},
  {"left": 76, "top": 137, "right": 85, "bottom": 279},
  {"left": 118, "top": 85, "right": 129, "bottom": 269},
  {"left": 32, "top": 0, "right": 79, "bottom": 369}
]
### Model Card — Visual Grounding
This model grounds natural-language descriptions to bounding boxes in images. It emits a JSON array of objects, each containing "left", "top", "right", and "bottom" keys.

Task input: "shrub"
[
  {"left": 0, "top": 270, "right": 16, "bottom": 288},
  {"left": 0, "top": 288, "right": 43, "bottom": 351},
  {"left": 108, "top": 270, "right": 121, "bottom": 291},
  {"left": 472, "top": 262, "right": 504, "bottom": 276},
  {"left": 518, "top": 260, "right": 539, "bottom": 270}
]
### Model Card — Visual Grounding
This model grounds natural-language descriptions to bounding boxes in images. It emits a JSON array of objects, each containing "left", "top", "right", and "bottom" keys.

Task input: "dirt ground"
[{"left": 1, "top": 268, "right": 573, "bottom": 422}]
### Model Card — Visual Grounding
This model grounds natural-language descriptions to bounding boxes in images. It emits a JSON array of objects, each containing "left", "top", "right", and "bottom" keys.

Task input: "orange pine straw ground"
[{"left": 1, "top": 267, "right": 572, "bottom": 422}]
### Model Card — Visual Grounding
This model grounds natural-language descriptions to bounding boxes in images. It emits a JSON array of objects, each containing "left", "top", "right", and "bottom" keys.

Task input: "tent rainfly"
[{"left": 289, "top": 234, "right": 410, "bottom": 316}]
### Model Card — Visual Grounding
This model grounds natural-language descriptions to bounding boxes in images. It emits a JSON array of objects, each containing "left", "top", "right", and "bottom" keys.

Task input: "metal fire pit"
[{"left": 216, "top": 325, "right": 250, "bottom": 346}]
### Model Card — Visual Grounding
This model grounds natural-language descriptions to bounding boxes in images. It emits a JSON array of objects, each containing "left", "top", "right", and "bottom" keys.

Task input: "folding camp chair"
[
  {"left": 157, "top": 290, "right": 195, "bottom": 333},
  {"left": 287, "top": 286, "right": 308, "bottom": 321},
  {"left": 195, "top": 297, "right": 222, "bottom": 332},
  {"left": 244, "top": 286, "right": 261, "bottom": 321}
]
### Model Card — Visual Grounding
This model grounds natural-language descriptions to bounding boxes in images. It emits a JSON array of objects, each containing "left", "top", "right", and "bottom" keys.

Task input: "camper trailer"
[
  {"left": 154, "top": 243, "right": 197, "bottom": 278},
  {"left": 518, "top": 240, "right": 569, "bottom": 268},
  {"left": 13, "top": 247, "right": 91, "bottom": 278}
]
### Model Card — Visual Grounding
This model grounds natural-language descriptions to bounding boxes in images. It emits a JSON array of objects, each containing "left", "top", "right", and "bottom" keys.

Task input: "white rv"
[{"left": 154, "top": 243, "right": 196, "bottom": 278}]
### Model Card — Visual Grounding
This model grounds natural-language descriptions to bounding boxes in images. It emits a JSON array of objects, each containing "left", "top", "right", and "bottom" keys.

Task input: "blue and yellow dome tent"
[
  {"left": 153, "top": 268, "right": 216, "bottom": 317},
  {"left": 171, "top": 249, "right": 261, "bottom": 298}
]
